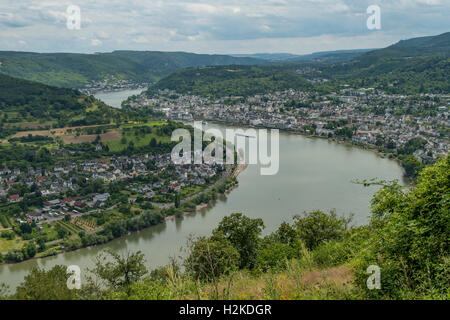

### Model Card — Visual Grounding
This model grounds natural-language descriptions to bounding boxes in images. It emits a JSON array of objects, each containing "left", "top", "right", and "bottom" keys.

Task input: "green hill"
[
  {"left": 0, "top": 73, "right": 119, "bottom": 135},
  {"left": 149, "top": 32, "right": 450, "bottom": 96},
  {"left": 0, "top": 51, "right": 265, "bottom": 88},
  {"left": 359, "top": 32, "right": 450, "bottom": 63},
  {"left": 319, "top": 32, "right": 450, "bottom": 93},
  {"left": 149, "top": 65, "right": 313, "bottom": 98}
]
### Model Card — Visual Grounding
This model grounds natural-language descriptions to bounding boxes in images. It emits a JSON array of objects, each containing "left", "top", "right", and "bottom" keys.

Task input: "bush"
[
  {"left": 354, "top": 156, "right": 450, "bottom": 299},
  {"left": 293, "top": 210, "right": 352, "bottom": 250},
  {"left": 212, "top": 213, "right": 265, "bottom": 269},
  {"left": 6, "top": 249, "right": 24, "bottom": 263},
  {"left": 184, "top": 237, "right": 240, "bottom": 282},
  {"left": 256, "top": 240, "right": 301, "bottom": 272}
]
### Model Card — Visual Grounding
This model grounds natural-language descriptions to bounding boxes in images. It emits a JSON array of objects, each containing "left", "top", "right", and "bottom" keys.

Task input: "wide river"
[{"left": 0, "top": 90, "right": 407, "bottom": 290}]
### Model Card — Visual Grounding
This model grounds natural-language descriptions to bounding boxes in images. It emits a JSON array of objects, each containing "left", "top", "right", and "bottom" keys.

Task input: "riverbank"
[
  {"left": 0, "top": 163, "right": 246, "bottom": 266},
  {"left": 0, "top": 119, "right": 406, "bottom": 290},
  {"left": 194, "top": 118, "right": 412, "bottom": 180}
]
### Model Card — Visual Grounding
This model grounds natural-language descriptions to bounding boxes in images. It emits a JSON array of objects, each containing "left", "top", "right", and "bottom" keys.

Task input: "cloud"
[
  {"left": 0, "top": 0, "right": 448, "bottom": 53},
  {"left": 91, "top": 39, "right": 102, "bottom": 46}
]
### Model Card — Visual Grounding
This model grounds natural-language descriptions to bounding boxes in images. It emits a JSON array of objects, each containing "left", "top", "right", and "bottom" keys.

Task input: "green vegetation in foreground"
[{"left": 1, "top": 156, "right": 448, "bottom": 300}]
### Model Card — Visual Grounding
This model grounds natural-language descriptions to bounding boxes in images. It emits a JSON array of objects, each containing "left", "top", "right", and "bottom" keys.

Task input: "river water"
[{"left": 0, "top": 90, "right": 407, "bottom": 291}]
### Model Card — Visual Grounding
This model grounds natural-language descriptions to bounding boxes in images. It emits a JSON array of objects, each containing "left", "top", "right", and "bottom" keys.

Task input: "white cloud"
[
  {"left": 0, "top": 0, "right": 448, "bottom": 53},
  {"left": 91, "top": 39, "right": 102, "bottom": 46}
]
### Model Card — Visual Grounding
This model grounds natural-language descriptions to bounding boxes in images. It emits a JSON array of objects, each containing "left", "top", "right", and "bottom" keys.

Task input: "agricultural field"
[
  {"left": 0, "top": 237, "right": 26, "bottom": 253},
  {"left": 104, "top": 123, "right": 173, "bottom": 152}
]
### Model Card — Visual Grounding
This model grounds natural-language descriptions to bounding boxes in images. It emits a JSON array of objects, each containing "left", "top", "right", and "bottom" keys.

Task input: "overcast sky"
[{"left": 1, "top": 0, "right": 449, "bottom": 54}]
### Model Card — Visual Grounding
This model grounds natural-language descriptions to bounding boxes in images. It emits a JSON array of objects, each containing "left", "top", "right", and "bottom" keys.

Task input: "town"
[
  {"left": 0, "top": 152, "right": 226, "bottom": 225},
  {"left": 125, "top": 88, "right": 449, "bottom": 170}
]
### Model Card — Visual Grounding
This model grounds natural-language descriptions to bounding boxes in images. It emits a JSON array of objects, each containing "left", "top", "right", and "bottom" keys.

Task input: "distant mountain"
[
  {"left": 352, "top": 32, "right": 450, "bottom": 66},
  {"left": 321, "top": 32, "right": 450, "bottom": 94},
  {"left": 152, "top": 32, "right": 450, "bottom": 95},
  {"left": 231, "top": 49, "right": 375, "bottom": 63},
  {"left": 289, "top": 49, "right": 376, "bottom": 63},
  {"left": 0, "top": 51, "right": 266, "bottom": 88},
  {"left": 230, "top": 53, "right": 302, "bottom": 61}
]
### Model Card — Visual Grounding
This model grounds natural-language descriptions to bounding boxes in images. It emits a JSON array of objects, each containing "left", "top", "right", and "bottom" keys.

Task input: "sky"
[{"left": 0, "top": 0, "right": 449, "bottom": 55}]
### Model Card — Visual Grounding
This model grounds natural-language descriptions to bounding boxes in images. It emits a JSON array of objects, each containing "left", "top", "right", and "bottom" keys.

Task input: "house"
[
  {"left": 62, "top": 197, "right": 75, "bottom": 206},
  {"left": 92, "top": 193, "right": 110, "bottom": 203},
  {"left": 43, "top": 199, "right": 60, "bottom": 208},
  {"left": 26, "top": 211, "right": 45, "bottom": 221},
  {"left": 8, "top": 194, "right": 20, "bottom": 202},
  {"left": 92, "top": 193, "right": 110, "bottom": 207},
  {"left": 74, "top": 201, "right": 87, "bottom": 209}
]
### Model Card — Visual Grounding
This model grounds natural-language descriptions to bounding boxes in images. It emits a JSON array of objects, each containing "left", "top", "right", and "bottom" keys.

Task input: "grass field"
[
  {"left": 62, "top": 130, "right": 122, "bottom": 144},
  {"left": 105, "top": 123, "right": 172, "bottom": 152},
  {"left": 0, "top": 237, "right": 26, "bottom": 252}
]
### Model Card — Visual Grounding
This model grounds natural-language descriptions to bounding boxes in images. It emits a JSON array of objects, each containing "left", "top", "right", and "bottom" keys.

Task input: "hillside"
[
  {"left": 231, "top": 49, "right": 374, "bottom": 63},
  {"left": 357, "top": 32, "right": 450, "bottom": 64},
  {"left": 148, "top": 65, "right": 313, "bottom": 98},
  {"left": 0, "top": 51, "right": 265, "bottom": 88},
  {"left": 319, "top": 32, "right": 450, "bottom": 93},
  {"left": 149, "top": 32, "right": 450, "bottom": 96},
  {"left": 0, "top": 73, "right": 120, "bottom": 137}
]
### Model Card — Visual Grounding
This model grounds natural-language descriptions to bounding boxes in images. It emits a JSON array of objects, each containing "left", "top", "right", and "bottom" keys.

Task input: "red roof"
[
  {"left": 74, "top": 201, "right": 86, "bottom": 207},
  {"left": 9, "top": 194, "right": 20, "bottom": 200}
]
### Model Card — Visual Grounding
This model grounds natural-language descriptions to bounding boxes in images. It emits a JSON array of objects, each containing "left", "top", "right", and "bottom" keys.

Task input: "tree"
[
  {"left": 89, "top": 250, "right": 148, "bottom": 292},
  {"left": 19, "top": 223, "right": 32, "bottom": 234},
  {"left": 293, "top": 210, "right": 352, "bottom": 250},
  {"left": 401, "top": 155, "right": 424, "bottom": 178},
  {"left": 212, "top": 213, "right": 264, "bottom": 269},
  {"left": 23, "top": 241, "right": 37, "bottom": 259},
  {"left": 15, "top": 265, "right": 79, "bottom": 300},
  {"left": 356, "top": 156, "right": 450, "bottom": 299},
  {"left": 184, "top": 236, "right": 239, "bottom": 283},
  {"left": 174, "top": 192, "right": 181, "bottom": 208}
]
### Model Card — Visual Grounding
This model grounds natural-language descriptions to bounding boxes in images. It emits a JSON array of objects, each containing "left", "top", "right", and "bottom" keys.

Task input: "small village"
[
  {"left": 79, "top": 79, "right": 150, "bottom": 95},
  {"left": 0, "top": 152, "right": 224, "bottom": 224},
  {"left": 126, "top": 88, "right": 449, "bottom": 163}
]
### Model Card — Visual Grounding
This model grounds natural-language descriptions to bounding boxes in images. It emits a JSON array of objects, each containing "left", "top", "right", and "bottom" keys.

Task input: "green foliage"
[
  {"left": 400, "top": 155, "right": 424, "bottom": 178},
  {"left": 355, "top": 156, "right": 450, "bottom": 299},
  {"left": 0, "top": 51, "right": 263, "bottom": 88},
  {"left": 212, "top": 213, "right": 265, "bottom": 269},
  {"left": 184, "top": 236, "right": 240, "bottom": 282},
  {"left": 293, "top": 210, "right": 352, "bottom": 250},
  {"left": 151, "top": 65, "right": 312, "bottom": 98},
  {"left": 256, "top": 240, "right": 302, "bottom": 272},
  {"left": 0, "top": 73, "right": 120, "bottom": 138},
  {"left": 15, "top": 265, "right": 79, "bottom": 299},
  {"left": 90, "top": 250, "right": 148, "bottom": 291}
]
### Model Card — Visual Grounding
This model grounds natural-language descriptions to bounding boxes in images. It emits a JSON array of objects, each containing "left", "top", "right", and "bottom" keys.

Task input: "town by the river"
[{"left": 0, "top": 90, "right": 407, "bottom": 290}]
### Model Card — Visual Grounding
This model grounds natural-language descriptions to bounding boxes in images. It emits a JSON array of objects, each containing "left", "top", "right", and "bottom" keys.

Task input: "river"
[{"left": 0, "top": 90, "right": 407, "bottom": 291}]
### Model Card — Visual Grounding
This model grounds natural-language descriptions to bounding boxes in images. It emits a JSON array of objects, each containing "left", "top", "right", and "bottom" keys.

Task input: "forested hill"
[
  {"left": 357, "top": 32, "right": 450, "bottom": 64},
  {"left": 0, "top": 51, "right": 265, "bottom": 88},
  {"left": 0, "top": 73, "right": 119, "bottom": 129},
  {"left": 149, "top": 32, "right": 450, "bottom": 96},
  {"left": 318, "top": 32, "right": 450, "bottom": 94},
  {"left": 148, "top": 65, "right": 313, "bottom": 98}
]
